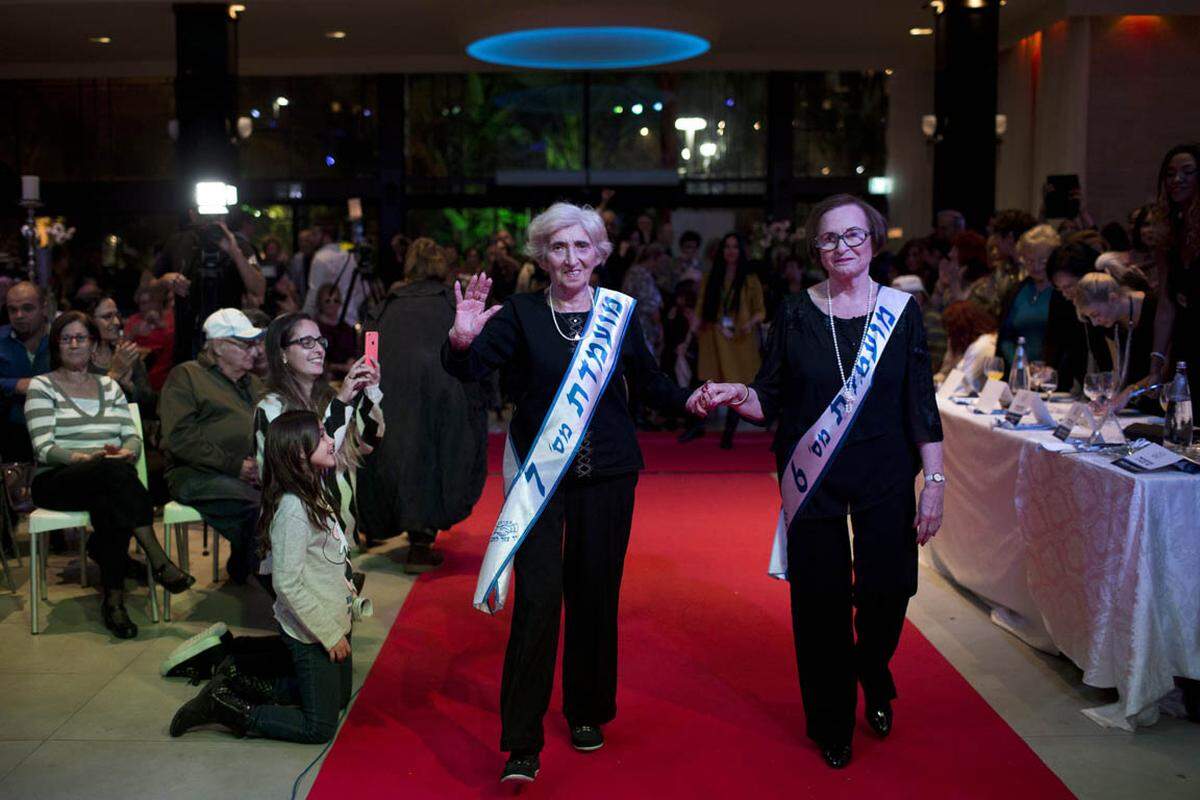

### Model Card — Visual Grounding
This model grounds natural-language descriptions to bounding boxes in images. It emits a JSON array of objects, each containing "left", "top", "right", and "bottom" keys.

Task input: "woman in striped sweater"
[{"left": 25, "top": 311, "right": 194, "bottom": 639}]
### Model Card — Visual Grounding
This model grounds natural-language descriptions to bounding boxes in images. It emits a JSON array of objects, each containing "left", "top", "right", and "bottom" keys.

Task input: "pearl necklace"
[
  {"left": 826, "top": 281, "right": 876, "bottom": 412},
  {"left": 546, "top": 287, "right": 592, "bottom": 342}
]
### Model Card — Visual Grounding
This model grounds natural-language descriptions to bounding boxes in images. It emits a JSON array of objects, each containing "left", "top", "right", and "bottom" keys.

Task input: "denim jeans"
[{"left": 248, "top": 632, "right": 352, "bottom": 744}]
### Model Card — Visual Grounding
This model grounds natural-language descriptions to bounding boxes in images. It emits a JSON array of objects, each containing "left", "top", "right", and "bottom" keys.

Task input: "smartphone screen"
[{"left": 363, "top": 331, "right": 379, "bottom": 365}]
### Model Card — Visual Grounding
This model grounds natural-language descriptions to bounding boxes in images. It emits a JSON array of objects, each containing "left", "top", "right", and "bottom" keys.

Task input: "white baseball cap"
[
  {"left": 891, "top": 275, "right": 928, "bottom": 296},
  {"left": 203, "top": 308, "right": 265, "bottom": 341}
]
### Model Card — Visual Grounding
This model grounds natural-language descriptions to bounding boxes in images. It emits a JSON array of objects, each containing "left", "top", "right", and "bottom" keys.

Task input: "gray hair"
[{"left": 525, "top": 203, "right": 614, "bottom": 265}]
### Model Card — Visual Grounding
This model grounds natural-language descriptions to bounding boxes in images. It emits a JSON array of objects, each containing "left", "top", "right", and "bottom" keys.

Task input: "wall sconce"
[
  {"left": 921, "top": 114, "right": 939, "bottom": 142},
  {"left": 995, "top": 113, "right": 1008, "bottom": 142}
]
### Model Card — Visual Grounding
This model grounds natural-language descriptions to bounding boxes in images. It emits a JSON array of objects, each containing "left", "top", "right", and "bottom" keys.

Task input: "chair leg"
[
  {"left": 39, "top": 540, "right": 48, "bottom": 601},
  {"left": 163, "top": 523, "right": 176, "bottom": 622},
  {"left": 30, "top": 531, "right": 40, "bottom": 634},
  {"left": 79, "top": 528, "right": 88, "bottom": 588},
  {"left": 144, "top": 545, "right": 159, "bottom": 624},
  {"left": 211, "top": 524, "right": 219, "bottom": 583}
]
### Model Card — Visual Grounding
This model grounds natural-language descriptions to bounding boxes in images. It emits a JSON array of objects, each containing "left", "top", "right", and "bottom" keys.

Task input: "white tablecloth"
[{"left": 925, "top": 399, "right": 1200, "bottom": 730}]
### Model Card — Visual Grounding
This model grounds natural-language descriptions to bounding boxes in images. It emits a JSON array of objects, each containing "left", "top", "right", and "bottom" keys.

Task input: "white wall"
[{"left": 884, "top": 62, "right": 936, "bottom": 247}]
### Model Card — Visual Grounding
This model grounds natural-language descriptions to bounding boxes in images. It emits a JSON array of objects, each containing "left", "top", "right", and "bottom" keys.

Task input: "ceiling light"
[
  {"left": 698, "top": 142, "right": 717, "bottom": 157},
  {"left": 228, "top": 4, "right": 245, "bottom": 19},
  {"left": 966, "top": 0, "right": 986, "bottom": 7},
  {"left": 325, "top": 30, "right": 347, "bottom": 39},
  {"left": 910, "top": 27, "right": 934, "bottom": 36},
  {"left": 89, "top": 36, "right": 111, "bottom": 44},
  {"left": 274, "top": 96, "right": 290, "bottom": 107},
  {"left": 467, "top": 27, "right": 709, "bottom": 69},
  {"left": 652, "top": 101, "right": 663, "bottom": 112},
  {"left": 680, "top": 147, "right": 691, "bottom": 161},
  {"left": 631, "top": 103, "right": 644, "bottom": 115},
  {"left": 856, "top": 165, "right": 865, "bottom": 174},
  {"left": 753, "top": 121, "right": 761, "bottom": 131},
  {"left": 639, "top": 127, "right": 650, "bottom": 137},
  {"left": 884, "top": 68, "right": 894, "bottom": 76},
  {"left": 674, "top": 117, "right": 707, "bottom": 132},
  {"left": 930, "top": 1, "right": 945, "bottom": 12},
  {"left": 820, "top": 166, "right": 831, "bottom": 176}
]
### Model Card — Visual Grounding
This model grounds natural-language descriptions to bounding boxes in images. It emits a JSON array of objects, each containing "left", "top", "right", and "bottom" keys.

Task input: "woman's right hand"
[
  {"left": 328, "top": 636, "right": 351, "bottom": 663},
  {"left": 69, "top": 450, "right": 102, "bottom": 464},
  {"left": 449, "top": 272, "right": 502, "bottom": 351}
]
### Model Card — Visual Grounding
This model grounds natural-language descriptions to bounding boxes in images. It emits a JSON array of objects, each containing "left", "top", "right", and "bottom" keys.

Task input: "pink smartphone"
[{"left": 363, "top": 331, "right": 379, "bottom": 366}]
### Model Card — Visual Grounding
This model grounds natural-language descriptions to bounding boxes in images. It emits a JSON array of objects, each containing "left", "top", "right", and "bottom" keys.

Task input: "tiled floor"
[{"left": 0, "top": 521, "right": 1196, "bottom": 799}]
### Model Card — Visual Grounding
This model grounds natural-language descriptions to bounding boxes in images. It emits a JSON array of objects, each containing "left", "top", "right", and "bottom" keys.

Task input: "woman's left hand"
[
  {"left": 914, "top": 484, "right": 944, "bottom": 545},
  {"left": 104, "top": 447, "right": 137, "bottom": 462},
  {"left": 338, "top": 355, "right": 380, "bottom": 402}
]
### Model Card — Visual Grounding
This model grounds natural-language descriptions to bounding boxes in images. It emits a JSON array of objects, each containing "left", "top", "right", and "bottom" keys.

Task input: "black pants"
[
  {"left": 786, "top": 486, "right": 916, "bottom": 747},
  {"left": 500, "top": 472, "right": 638, "bottom": 754},
  {"left": 31, "top": 460, "right": 154, "bottom": 590}
]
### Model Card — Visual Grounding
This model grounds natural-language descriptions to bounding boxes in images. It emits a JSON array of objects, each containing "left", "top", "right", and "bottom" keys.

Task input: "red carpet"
[
  {"left": 486, "top": 430, "right": 777, "bottom": 474},
  {"left": 310, "top": 438, "right": 1073, "bottom": 800}
]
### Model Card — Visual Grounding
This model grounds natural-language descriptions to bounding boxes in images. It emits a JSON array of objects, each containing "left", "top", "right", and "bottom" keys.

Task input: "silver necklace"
[
  {"left": 825, "top": 281, "right": 876, "bottom": 412},
  {"left": 546, "top": 287, "right": 592, "bottom": 342}
]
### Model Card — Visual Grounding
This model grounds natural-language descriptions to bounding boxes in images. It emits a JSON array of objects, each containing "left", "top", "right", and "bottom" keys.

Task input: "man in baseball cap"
[{"left": 159, "top": 308, "right": 267, "bottom": 586}]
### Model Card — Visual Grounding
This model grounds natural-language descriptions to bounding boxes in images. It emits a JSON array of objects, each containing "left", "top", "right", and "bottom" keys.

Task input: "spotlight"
[
  {"left": 868, "top": 176, "right": 893, "bottom": 195},
  {"left": 195, "top": 181, "right": 238, "bottom": 215},
  {"left": 674, "top": 117, "right": 707, "bottom": 132}
]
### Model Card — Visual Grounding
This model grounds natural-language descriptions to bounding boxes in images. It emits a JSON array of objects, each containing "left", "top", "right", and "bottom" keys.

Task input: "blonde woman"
[
  {"left": 1072, "top": 272, "right": 1156, "bottom": 390},
  {"left": 997, "top": 224, "right": 1063, "bottom": 367}
]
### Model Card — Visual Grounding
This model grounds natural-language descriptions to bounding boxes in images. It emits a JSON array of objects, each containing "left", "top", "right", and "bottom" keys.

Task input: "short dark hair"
[
  {"left": 49, "top": 311, "right": 100, "bottom": 370},
  {"left": 804, "top": 194, "right": 888, "bottom": 258},
  {"left": 679, "top": 230, "right": 702, "bottom": 247},
  {"left": 1047, "top": 242, "right": 1099, "bottom": 280},
  {"left": 990, "top": 209, "right": 1038, "bottom": 240},
  {"left": 1100, "top": 222, "right": 1131, "bottom": 252}
]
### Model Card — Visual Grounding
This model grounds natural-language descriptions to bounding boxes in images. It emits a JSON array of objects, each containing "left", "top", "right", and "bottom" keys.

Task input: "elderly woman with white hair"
[{"left": 443, "top": 202, "right": 693, "bottom": 784}]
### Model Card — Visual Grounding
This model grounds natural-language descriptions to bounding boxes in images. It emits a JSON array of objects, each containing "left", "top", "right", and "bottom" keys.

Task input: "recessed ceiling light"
[
  {"left": 89, "top": 36, "right": 111, "bottom": 45},
  {"left": 910, "top": 27, "right": 934, "bottom": 36},
  {"left": 325, "top": 30, "right": 347, "bottom": 40}
]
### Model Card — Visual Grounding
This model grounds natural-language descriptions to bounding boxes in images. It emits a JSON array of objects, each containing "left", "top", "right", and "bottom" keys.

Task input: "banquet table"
[{"left": 924, "top": 397, "right": 1200, "bottom": 730}]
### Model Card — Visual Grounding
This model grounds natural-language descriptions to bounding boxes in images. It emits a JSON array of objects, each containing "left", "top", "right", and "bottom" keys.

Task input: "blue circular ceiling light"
[{"left": 467, "top": 27, "right": 710, "bottom": 70}]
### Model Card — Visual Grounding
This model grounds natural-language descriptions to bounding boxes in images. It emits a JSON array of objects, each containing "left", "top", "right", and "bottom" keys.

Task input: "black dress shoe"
[
  {"left": 500, "top": 752, "right": 540, "bottom": 783},
  {"left": 866, "top": 703, "right": 893, "bottom": 738},
  {"left": 153, "top": 562, "right": 196, "bottom": 594},
  {"left": 101, "top": 599, "right": 138, "bottom": 639},
  {"left": 821, "top": 743, "right": 852, "bottom": 769}
]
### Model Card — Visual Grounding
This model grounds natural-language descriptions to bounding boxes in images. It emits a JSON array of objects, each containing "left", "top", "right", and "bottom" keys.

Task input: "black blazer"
[{"left": 443, "top": 291, "right": 689, "bottom": 478}]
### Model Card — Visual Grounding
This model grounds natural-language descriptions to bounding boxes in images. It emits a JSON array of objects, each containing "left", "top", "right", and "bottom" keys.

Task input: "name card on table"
[
  {"left": 1014, "top": 389, "right": 1057, "bottom": 426},
  {"left": 937, "top": 368, "right": 968, "bottom": 400},
  {"left": 1113, "top": 442, "right": 1188, "bottom": 473},
  {"left": 974, "top": 378, "right": 1012, "bottom": 415},
  {"left": 1052, "top": 402, "right": 1095, "bottom": 440}
]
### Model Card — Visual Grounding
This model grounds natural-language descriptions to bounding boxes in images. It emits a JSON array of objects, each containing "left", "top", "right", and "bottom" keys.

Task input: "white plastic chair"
[
  {"left": 161, "top": 500, "right": 217, "bottom": 621},
  {"left": 28, "top": 403, "right": 160, "bottom": 634}
]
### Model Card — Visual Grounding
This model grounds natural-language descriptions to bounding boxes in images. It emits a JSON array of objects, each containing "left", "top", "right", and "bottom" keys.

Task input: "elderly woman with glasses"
[
  {"left": 26, "top": 311, "right": 194, "bottom": 638},
  {"left": 160, "top": 308, "right": 267, "bottom": 585},
  {"left": 254, "top": 312, "right": 382, "bottom": 547},
  {"left": 692, "top": 194, "right": 944, "bottom": 770}
]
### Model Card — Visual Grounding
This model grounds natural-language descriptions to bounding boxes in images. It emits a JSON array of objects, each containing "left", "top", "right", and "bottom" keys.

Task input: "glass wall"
[{"left": 793, "top": 71, "right": 888, "bottom": 179}]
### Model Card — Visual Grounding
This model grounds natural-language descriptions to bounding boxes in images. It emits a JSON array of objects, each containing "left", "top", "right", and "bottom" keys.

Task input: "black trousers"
[
  {"left": 31, "top": 460, "right": 154, "bottom": 590},
  {"left": 500, "top": 471, "right": 638, "bottom": 754},
  {"left": 786, "top": 485, "right": 917, "bottom": 747}
]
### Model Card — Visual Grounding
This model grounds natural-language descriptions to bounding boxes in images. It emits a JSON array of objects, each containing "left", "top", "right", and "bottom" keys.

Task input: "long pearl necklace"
[
  {"left": 826, "top": 280, "right": 876, "bottom": 412},
  {"left": 546, "top": 286, "right": 592, "bottom": 342}
]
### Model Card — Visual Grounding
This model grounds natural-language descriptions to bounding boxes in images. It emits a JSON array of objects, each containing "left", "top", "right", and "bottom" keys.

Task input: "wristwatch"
[{"left": 924, "top": 472, "right": 946, "bottom": 485}]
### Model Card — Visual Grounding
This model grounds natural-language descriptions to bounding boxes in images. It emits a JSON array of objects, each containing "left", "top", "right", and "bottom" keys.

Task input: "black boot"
[
  {"left": 404, "top": 540, "right": 444, "bottom": 574},
  {"left": 101, "top": 589, "right": 138, "bottom": 639},
  {"left": 214, "top": 656, "right": 278, "bottom": 706},
  {"left": 169, "top": 673, "right": 256, "bottom": 738}
]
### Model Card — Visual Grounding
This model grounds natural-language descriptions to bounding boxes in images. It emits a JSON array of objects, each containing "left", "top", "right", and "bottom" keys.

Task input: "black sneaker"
[
  {"left": 500, "top": 753, "right": 540, "bottom": 783},
  {"left": 570, "top": 724, "right": 604, "bottom": 751}
]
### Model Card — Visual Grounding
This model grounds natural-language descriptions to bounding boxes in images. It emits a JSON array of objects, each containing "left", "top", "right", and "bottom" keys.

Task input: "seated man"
[
  {"left": 0, "top": 281, "right": 51, "bottom": 462},
  {"left": 158, "top": 309, "right": 265, "bottom": 584}
]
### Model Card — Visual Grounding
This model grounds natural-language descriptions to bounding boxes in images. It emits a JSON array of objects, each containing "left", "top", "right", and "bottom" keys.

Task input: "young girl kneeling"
[{"left": 170, "top": 410, "right": 357, "bottom": 743}]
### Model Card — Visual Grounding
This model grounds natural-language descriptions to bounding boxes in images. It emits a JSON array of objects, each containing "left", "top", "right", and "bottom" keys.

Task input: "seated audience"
[
  {"left": 0, "top": 281, "right": 50, "bottom": 461},
  {"left": 1073, "top": 272, "right": 1157, "bottom": 394},
  {"left": 998, "top": 224, "right": 1064, "bottom": 367},
  {"left": 313, "top": 283, "right": 357, "bottom": 382},
  {"left": 84, "top": 295, "right": 157, "bottom": 413},
  {"left": 159, "top": 309, "right": 265, "bottom": 584},
  {"left": 26, "top": 311, "right": 194, "bottom": 639},
  {"left": 126, "top": 282, "right": 175, "bottom": 391},
  {"left": 936, "top": 301, "right": 999, "bottom": 393}
]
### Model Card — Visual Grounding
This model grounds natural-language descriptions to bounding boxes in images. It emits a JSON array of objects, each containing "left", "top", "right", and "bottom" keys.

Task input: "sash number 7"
[{"left": 524, "top": 462, "right": 546, "bottom": 498}]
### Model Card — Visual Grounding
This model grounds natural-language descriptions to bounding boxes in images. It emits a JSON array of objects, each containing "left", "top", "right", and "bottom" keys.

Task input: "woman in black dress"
[
  {"left": 692, "top": 194, "right": 945, "bottom": 769},
  {"left": 443, "top": 202, "right": 691, "bottom": 784}
]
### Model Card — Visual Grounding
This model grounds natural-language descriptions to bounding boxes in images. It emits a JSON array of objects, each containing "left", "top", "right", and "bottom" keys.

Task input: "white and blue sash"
[
  {"left": 475, "top": 288, "right": 637, "bottom": 613},
  {"left": 768, "top": 286, "right": 912, "bottom": 579}
]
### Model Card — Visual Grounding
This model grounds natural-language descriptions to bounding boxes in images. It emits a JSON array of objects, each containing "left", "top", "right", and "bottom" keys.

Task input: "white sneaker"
[{"left": 160, "top": 622, "right": 228, "bottom": 677}]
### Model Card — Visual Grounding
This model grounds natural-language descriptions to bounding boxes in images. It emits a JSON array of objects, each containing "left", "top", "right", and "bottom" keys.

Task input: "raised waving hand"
[{"left": 449, "top": 272, "right": 503, "bottom": 351}]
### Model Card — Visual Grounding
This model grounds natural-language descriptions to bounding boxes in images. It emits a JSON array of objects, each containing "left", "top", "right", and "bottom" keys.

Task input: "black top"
[
  {"left": 750, "top": 290, "right": 943, "bottom": 519},
  {"left": 443, "top": 291, "right": 690, "bottom": 480},
  {"left": 1166, "top": 249, "right": 1199, "bottom": 395}
]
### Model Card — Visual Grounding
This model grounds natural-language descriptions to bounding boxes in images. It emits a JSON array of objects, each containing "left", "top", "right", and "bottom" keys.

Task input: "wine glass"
[
  {"left": 1037, "top": 367, "right": 1059, "bottom": 400},
  {"left": 984, "top": 357, "right": 1006, "bottom": 383},
  {"left": 1084, "top": 371, "right": 1114, "bottom": 404}
]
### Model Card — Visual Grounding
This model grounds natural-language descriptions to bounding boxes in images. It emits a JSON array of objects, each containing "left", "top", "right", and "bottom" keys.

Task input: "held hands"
[
  {"left": 685, "top": 381, "right": 747, "bottom": 418},
  {"left": 914, "top": 483, "right": 944, "bottom": 545},
  {"left": 449, "top": 272, "right": 502, "bottom": 351},
  {"left": 328, "top": 636, "right": 351, "bottom": 663}
]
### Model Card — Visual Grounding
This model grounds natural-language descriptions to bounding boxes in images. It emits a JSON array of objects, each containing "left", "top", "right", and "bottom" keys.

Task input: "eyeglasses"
[
  {"left": 813, "top": 227, "right": 869, "bottom": 252},
  {"left": 59, "top": 334, "right": 94, "bottom": 345},
  {"left": 283, "top": 336, "right": 328, "bottom": 351}
]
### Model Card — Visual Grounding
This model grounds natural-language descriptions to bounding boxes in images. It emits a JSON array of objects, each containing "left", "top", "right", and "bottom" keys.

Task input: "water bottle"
[
  {"left": 1008, "top": 336, "right": 1030, "bottom": 392},
  {"left": 1163, "top": 363, "right": 1193, "bottom": 452}
]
